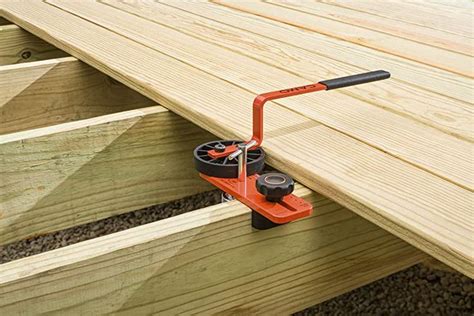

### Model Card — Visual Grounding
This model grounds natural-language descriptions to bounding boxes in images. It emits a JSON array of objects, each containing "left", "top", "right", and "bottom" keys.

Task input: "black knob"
[
  {"left": 256, "top": 173, "right": 294, "bottom": 202},
  {"left": 214, "top": 143, "right": 226, "bottom": 153}
]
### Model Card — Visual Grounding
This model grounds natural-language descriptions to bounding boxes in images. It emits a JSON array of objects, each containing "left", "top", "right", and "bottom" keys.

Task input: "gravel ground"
[
  {"left": 0, "top": 191, "right": 221, "bottom": 263},
  {"left": 295, "top": 264, "right": 472, "bottom": 316},
  {"left": 1, "top": 192, "right": 472, "bottom": 315}
]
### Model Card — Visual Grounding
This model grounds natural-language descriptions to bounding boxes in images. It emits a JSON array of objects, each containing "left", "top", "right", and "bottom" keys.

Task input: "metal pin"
[
  {"left": 237, "top": 143, "right": 246, "bottom": 179},
  {"left": 229, "top": 139, "right": 257, "bottom": 161}
]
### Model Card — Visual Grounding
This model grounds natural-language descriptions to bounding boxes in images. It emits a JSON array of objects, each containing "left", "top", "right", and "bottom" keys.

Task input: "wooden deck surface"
[{"left": 0, "top": 0, "right": 472, "bottom": 276}]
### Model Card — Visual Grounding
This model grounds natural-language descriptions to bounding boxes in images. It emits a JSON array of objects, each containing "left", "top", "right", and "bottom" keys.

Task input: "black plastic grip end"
[{"left": 319, "top": 70, "right": 390, "bottom": 90}]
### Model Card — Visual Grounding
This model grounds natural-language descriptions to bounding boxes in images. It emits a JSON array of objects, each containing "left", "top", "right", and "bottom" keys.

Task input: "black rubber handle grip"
[{"left": 319, "top": 70, "right": 390, "bottom": 90}]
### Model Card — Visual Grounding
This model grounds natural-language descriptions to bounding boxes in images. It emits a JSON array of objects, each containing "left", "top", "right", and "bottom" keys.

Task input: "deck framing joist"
[
  {"left": 0, "top": 186, "right": 425, "bottom": 315},
  {"left": 0, "top": 3, "right": 469, "bottom": 313}
]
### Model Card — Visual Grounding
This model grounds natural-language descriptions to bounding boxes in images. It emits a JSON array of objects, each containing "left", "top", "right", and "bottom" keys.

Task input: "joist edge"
[
  {"left": 0, "top": 185, "right": 425, "bottom": 315},
  {"left": 0, "top": 105, "right": 166, "bottom": 143},
  {"left": 0, "top": 104, "right": 213, "bottom": 246},
  {"left": 0, "top": 24, "right": 17, "bottom": 31},
  {"left": 0, "top": 54, "right": 156, "bottom": 135},
  {"left": 0, "top": 54, "right": 75, "bottom": 71}
]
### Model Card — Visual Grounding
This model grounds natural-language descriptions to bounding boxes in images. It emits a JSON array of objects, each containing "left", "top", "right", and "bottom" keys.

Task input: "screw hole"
[{"left": 21, "top": 50, "right": 32, "bottom": 60}]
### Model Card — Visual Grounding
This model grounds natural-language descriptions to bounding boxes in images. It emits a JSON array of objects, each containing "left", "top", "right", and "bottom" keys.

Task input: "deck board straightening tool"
[{"left": 194, "top": 70, "right": 390, "bottom": 229}]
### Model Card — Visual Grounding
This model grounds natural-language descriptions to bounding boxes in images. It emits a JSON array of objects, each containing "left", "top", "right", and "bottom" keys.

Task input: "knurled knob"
[{"left": 256, "top": 172, "right": 294, "bottom": 202}]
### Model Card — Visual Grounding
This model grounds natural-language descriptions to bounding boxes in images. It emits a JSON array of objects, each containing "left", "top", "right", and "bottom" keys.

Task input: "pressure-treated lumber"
[
  {"left": 321, "top": 0, "right": 473, "bottom": 38},
  {"left": 164, "top": 1, "right": 472, "bottom": 105},
  {"left": 0, "top": 186, "right": 426, "bottom": 315},
  {"left": 97, "top": 0, "right": 472, "bottom": 190},
  {"left": 216, "top": 1, "right": 472, "bottom": 78},
  {"left": 1, "top": 1, "right": 470, "bottom": 276},
  {"left": 0, "top": 106, "right": 213, "bottom": 246},
  {"left": 268, "top": 0, "right": 473, "bottom": 55},
  {"left": 0, "top": 24, "right": 67, "bottom": 65},
  {"left": 0, "top": 56, "right": 154, "bottom": 134},
  {"left": 124, "top": 0, "right": 474, "bottom": 139}
]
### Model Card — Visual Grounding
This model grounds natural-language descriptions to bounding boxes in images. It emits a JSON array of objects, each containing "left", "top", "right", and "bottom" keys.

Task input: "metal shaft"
[
  {"left": 237, "top": 143, "right": 247, "bottom": 181},
  {"left": 229, "top": 139, "right": 257, "bottom": 161},
  {"left": 237, "top": 143, "right": 248, "bottom": 195}
]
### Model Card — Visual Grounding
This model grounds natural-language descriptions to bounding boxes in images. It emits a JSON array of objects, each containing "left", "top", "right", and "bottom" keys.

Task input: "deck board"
[
  {"left": 216, "top": 0, "right": 472, "bottom": 77},
  {"left": 0, "top": 0, "right": 472, "bottom": 276},
  {"left": 160, "top": 1, "right": 473, "bottom": 124},
  {"left": 322, "top": 0, "right": 473, "bottom": 38},
  {"left": 267, "top": 1, "right": 473, "bottom": 54},
  {"left": 43, "top": 0, "right": 472, "bottom": 190}
]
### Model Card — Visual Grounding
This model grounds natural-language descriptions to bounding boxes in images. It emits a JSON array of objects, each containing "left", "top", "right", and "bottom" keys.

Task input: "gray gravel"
[
  {"left": 296, "top": 264, "right": 473, "bottom": 316},
  {"left": 1, "top": 191, "right": 472, "bottom": 315},
  {"left": 0, "top": 191, "right": 221, "bottom": 263}
]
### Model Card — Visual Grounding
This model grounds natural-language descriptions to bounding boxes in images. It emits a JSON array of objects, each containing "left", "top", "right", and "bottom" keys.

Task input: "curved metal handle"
[{"left": 250, "top": 70, "right": 390, "bottom": 147}]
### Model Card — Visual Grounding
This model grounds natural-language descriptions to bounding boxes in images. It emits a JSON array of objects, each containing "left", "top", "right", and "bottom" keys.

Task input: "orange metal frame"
[
  {"left": 208, "top": 82, "right": 327, "bottom": 159},
  {"left": 202, "top": 70, "right": 390, "bottom": 225},
  {"left": 204, "top": 83, "right": 329, "bottom": 224}
]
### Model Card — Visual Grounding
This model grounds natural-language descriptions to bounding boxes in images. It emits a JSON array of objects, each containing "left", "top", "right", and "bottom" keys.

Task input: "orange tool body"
[
  {"left": 201, "top": 174, "right": 313, "bottom": 224},
  {"left": 194, "top": 70, "right": 390, "bottom": 229}
]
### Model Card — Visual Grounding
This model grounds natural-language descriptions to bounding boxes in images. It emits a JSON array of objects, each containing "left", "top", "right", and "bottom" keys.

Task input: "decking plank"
[
  {"left": 216, "top": 1, "right": 472, "bottom": 77},
  {"left": 162, "top": 1, "right": 473, "bottom": 112},
  {"left": 94, "top": 0, "right": 472, "bottom": 190},
  {"left": 0, "top": 1, "right": 471, "bottom": 276},
  {"left": 322, "top": 0, "right": 473, "bottom": 38},
  {"left": 268, "top": 0, "right": 473, "bottom": 55}
]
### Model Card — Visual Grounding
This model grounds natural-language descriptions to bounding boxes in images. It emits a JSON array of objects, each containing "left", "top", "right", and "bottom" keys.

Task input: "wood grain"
[
  {"left": 0, "top": 106, "right": 214, "bottom": 246},
  {"left": 0, "top": 186, "right": 425, "bottom": 315},
  {"left": 270, "top": 0, "right": 473, "bottom": 55},
  {"left": 0, "top": 24, "right": 67, "bottom": 65},
  {"left": 97, "top": 0, "right": 472, "bottom": 190},
  {"left": 0, "top": 1, "right": 471, "bottom": 276},
  {"left": 0, "top": 56, "right": 154, "bottom": 134},
  {"left": 216, "top": 1, "right": 472, "bottom": 77},
  {"left": 162, "top": 1, "right": 473, "bottom": 112},
  {"left": 321, "top": 0, "right": 473, "bottom": 38}
]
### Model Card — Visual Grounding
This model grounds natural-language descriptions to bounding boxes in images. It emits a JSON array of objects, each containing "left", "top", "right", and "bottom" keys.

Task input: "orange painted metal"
[
  {"left": 202, "top": 83, "right": 328, "bottom": 223},
  {"left": 201, "top": 173, "right": 312, "bottom": 224},
  {"left": 200, "top": 72, "right": 389, "bottom": 224},
  {"left": 208, "top": 144, "right": 238, "bottom": 159},
  {"left": 250, "top": 83, "right": 327, "bottom": 147}
]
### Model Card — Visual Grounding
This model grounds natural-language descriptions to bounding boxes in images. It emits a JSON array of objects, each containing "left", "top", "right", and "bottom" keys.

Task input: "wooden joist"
[
  {"left": 0, "top": 186, "right": 425, "bottom": 315},
  {"left": 0, "top": 24, "right": 67, "bottom": 65},
  {"left": 0, "top": 56, "right": 154, "bottom": 134},
  {"left": 0, "top": 106, "right": 213, "bottom": 246},
  {"left": 1, "top": 1, "right": 470, "bottom": 276}
]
